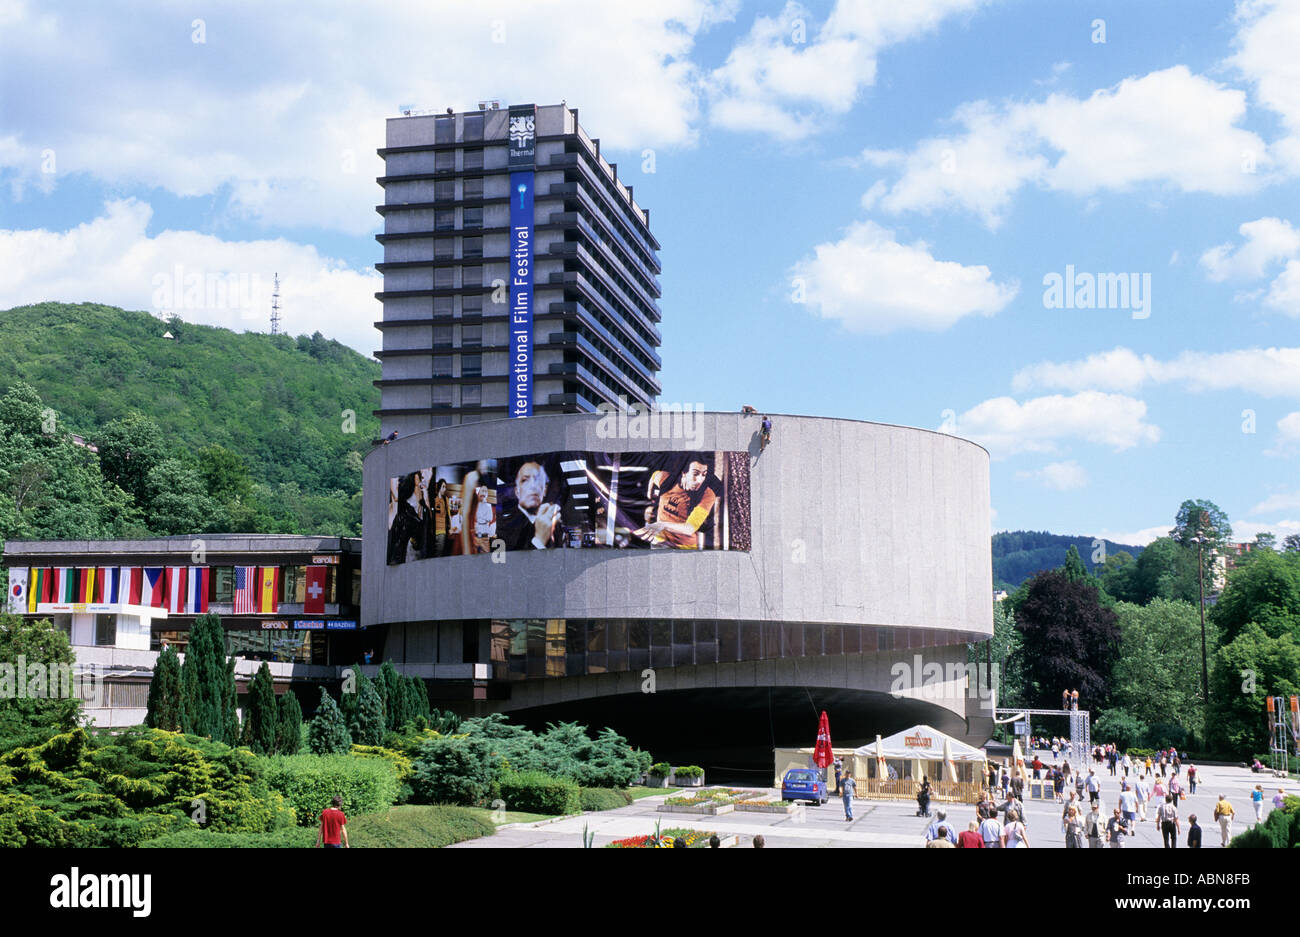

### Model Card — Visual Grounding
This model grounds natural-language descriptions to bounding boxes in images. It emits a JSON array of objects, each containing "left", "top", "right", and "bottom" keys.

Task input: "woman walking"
[
  {"left": 1004, "top": 809, "right": 1031, "bottom": 848},
  {"left": 1064, "top": 804, "right": 1085, "bottom": 848}
]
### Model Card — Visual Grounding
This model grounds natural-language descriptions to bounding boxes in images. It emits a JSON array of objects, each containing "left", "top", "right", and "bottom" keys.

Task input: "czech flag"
[{"left": 141, "top": 568, "right": 166, "bottom": 608}]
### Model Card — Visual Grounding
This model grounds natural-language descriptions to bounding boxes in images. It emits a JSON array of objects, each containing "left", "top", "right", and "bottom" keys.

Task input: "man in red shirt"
[
  {"left": 317, "top": 795, "right": 349, "bottom": 848},
  {"left": 956, "top": 821, "right": 984, "bottom": 848}
]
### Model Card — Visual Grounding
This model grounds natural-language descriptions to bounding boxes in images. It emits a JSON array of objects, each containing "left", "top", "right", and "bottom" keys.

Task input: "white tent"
[{"left": 852, "top": 725, "right": 986, "bottom": 762}]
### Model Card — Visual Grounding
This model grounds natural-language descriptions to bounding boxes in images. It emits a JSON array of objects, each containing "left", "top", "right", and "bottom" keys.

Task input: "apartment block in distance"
[{"left": 375, "top": 102, "right": 663, "bottom": 436}]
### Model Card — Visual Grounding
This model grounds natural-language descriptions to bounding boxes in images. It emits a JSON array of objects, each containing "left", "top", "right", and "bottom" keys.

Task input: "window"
[
  {"left": 461, "top": 384, "right": 481, "bottom": 406},
  {"left": 434, "top": 116, "right": 454, "bottom": 144},
  {"left": 434, "top": 210, "right": 455, "bottom": 232},
  {"left": 435, "top": 180, "right": 455, "bottom": 201},
  {"left": 430, "top": 414, "right": 455, "bottom": 428},
  {"left": 434, "top": 238, "right": 454, "bottom": 260},
  {"left": 463, "top": 148, "right": 484, "bottom": 171},
  {"left": 462, "top": 293, "right": 483, "bottom": 315},
  {"left": 461, "top": 324, "right": 481, "bottom": 347},
  {"left": 433, "top": 296, "right": 453, "bottom": 317},
  {"left": 435, "top": 150, "right": 454, "bottom": 172},
  {"left": 212, "top": 567, "right": 234, "bottom": 603},
  {"left": 463, "top": 114, "right": 484, "bottom": 142},
  {"left": 281, "top": 566, "right": 306, "bottom": 604},
  {"left": 461, "top": 354, "right": 481, "bottom": 377},
  {"left": 463, "top": 177, "right": 484, "bottom": 199},
  {"left": 462, "top": 266, "right": 483, "bottom": 288},
  {"left": 462, "top": 236, "right": 482, "bottom": 259},
  {"left": 433, "top": 325, "right": 453, "bottom": 347},
  {"left": 433, "top": 355, "right": 453, "bottom": 377},
  {"left": 462, "top": 207, "right": 483, "bottom": 229},
  {"left": 434, "top": 267, "right": 454, "bottom": 289},
  {"left": 95, "top": 614, "right": 116, "bottom": 647},
  {"left": 432, "top": 385, "right": 453, "bottom": 407}
]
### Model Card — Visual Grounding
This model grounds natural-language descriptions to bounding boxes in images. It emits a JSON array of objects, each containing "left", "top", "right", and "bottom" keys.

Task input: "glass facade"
[{"left": 488, "top": 619, "right": 972, "bottom": 682}]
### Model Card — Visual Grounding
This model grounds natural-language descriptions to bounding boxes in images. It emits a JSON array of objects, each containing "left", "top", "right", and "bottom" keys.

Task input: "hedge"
[
  {"left": 140, "top": 828, "right": 318, "bottom": 848},
  {"left": 265, "top": 754, "right": 400, "bottom": 826},
  {"left": 673, "top": 765, "right": 704, "bottom": 779},
  {"left": 498, "top": 771, "right": 582, "bottom": 815},
  {"left": 580, "top": 787, "right": 633, "bottom": 812},
  {"left": 346, "top": 805, "right": 495, "bottom": 848}
]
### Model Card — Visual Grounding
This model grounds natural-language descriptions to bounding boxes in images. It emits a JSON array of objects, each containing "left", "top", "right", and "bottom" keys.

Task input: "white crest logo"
[{"left": 509, "top": 115, "right": 535, "bottom": 145}]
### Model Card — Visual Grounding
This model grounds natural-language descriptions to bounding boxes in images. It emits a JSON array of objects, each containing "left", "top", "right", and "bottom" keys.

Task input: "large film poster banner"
[{"left": 387, "top": 451, "right": 750, "bottom": 565}]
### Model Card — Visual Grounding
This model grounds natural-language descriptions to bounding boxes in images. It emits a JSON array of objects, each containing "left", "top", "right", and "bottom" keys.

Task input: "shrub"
[
  {"left": 352, "top": 744, "right": 414, "bottom": 803},
  {"left": 265, "top": 754, "right": 400, "bottom": 826},
  {"left": 346, "top": 805, "right": 495, "bottom": 848},
  {"left": 1144, "top": 723, "right": 1191, "bottom": 751},
  {"left": 498, "top": 771, "right": 582, "bottom": 815},
  {"left": 580, "top": 787, "right": 632, "bottom": 811},
  {"left": 649, "top": 762, "right": 672, "bottom": 778},
  {"left": 140, "top": 827, "right": 317, "bottom": 848},
  {"left": 673, "top": 765, "right": 704, "bottom": 779},
  {"left": 408, "top": 736, "right": 500, "bottom": 806}
]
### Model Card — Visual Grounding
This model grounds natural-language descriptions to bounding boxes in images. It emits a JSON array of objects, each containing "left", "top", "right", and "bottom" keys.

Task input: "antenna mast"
[{"left": 270, "top": 272, "right": 281, "bottom": 334}]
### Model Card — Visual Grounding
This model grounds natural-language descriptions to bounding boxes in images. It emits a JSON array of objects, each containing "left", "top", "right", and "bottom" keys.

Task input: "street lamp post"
[{"left": 1194, "top": 510, "right": 1210, "bottom": 713}]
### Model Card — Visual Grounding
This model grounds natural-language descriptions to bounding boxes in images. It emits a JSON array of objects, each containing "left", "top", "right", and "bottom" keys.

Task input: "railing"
[{"left": 857, "top": 779, "right": 982, "bottom": 804}]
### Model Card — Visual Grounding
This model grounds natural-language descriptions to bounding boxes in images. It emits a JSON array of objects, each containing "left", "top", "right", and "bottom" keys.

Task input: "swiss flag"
[{"left": 304, "top": 566, "right": 327, "bottom": 614}]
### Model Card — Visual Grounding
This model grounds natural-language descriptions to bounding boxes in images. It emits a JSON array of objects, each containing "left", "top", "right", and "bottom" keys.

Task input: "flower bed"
[
  {"left": 606, "top": 827, "right": 717, "bottom": 848},
  {"left": 735, "top": 799, "right": 799, "bottom": 814},
  {"left": 658, "top": 788, "right": 761, "bottom": 815}
]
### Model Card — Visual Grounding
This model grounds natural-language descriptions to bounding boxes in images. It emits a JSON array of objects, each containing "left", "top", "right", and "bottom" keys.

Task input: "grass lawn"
[
  {"left": 464, "top": 807, "right": 563, "bottom": 826},
  {"left": 627, "top": 786, "right": 667, "bottom": 800}
]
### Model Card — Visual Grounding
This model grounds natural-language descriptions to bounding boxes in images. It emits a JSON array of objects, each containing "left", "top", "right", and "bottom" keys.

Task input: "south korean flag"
[{"left": 7, "top": 567, "right": 27, "bottom": 614}]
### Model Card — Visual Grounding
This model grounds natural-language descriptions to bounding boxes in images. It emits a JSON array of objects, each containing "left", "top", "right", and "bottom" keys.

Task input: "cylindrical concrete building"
[{"left": 363, "top": 411, "right": 993, "bottom": 771}]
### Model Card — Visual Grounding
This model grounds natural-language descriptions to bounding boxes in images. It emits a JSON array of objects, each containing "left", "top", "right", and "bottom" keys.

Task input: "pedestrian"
[
  {"left": 1108, "top": 748, "right": 1118, "bottom": 776},
  {"left": 753, "top": 834, "right": 765, "bottom": 848},
  {"left": 1169, "top": 775, "right": 1183, "bottom": 805},
  {"left": 1144, "top": 755, "right": 1153, "bottom": 775},
  {"left": 1106, "top": 807, "right": 1129, "bottom": 848},
  {"left": 1086, "top": 769, "right": 1101, "bottom": 806},
  {"left": 1274, "top": 788, "right": 1288, "bottom": 811},
  {"left": 1004, "top": 808, "right": 1030, "bottom": 848},
  {"left": 1158, "top": 754, "right": 1166, "bottom": 777},
  {"left": 916, "top": 776, "right": 932, "bottom": 817},
  {"left": 1152, "top": 775, "right": 1165, "bottom": 803},
  {"left": 1172, "top": 755, "right": 1181, "bottom": 777},
  {"left": 1085, "top": 803, "right": 1104, "bottom": 848},
  {"left": 1213, "top": 794, "right": 1235, "bottom": 846},
  {"left": 1052, "top": 765, "right": 1064, "bottom": 803},
  {"left": 841, "top": 772, "right": 856, "bottom": 822},
  {"left": 833, "top": 757, "right": 843, "bottom": 795},
  {"left": 709, "top": 834, "right": 720, "bottom": 848},
  {"left": 925, "top": 809, "right": 958, "bottom": 845},
  {"left": 979, "top": 809, "right": 1004, "bottom": 848},
  {"left": 1187, "top": 763, "right": 1198, "bottom": 795},
  {"left": 925, "top": 826, "right": 956, "bottom": 848},
  {"left": 1074, "top": 770, "right": 1085, "bottom": 802},
  {"left": 316, "top": 794, "right": 349, "bottom": 849},
  {"left": 1158, "top": 794, "right": 1180, "bottom": 848},
  {"left": 1252, "top": 784, "right": 1264, "bottom": 823},
  {"left": 1118, "top": 782, "right": 1138, "bottom": 834},
  {"left": 957, "top": 820, "right": 984, "bottom": 848},
  {"left": 1122, "top": 753, "right": 1131, "bottom": 777},
  {"left": 1000, "top": 766, "right": 1010, "bottom": 795},
  {"left": 1187, "top": 814, "right": 1202, "bottom": 848},
  {"left": 1064, "top": 804, "right": 1086, "bottom": 848},
  {"left": 1135, "top": 774, "right": 1150, "bottom": 822}
]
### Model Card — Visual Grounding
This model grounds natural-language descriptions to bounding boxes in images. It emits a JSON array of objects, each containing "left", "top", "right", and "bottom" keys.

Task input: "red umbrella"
[{"left": 813, "top": 710, "right": 833, "bottom": 768}]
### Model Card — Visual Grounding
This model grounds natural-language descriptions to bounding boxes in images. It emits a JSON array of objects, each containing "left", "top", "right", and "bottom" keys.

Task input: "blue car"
[{"left": 781, "top": 768, "right": 829, "bottom": 805}]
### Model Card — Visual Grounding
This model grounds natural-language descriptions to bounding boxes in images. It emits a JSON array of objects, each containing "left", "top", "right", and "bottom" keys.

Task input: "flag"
[
  {"left": 118, "top": 567, "right": 134, "bottom": 604},
  {"left": 813, "top": 710, "right": 833, "bottom": 769},
  {"left": 28, "top": 567, "right": 49, "bottom": 612},
  {"left": 304, "top": 566, "right": 327, "bottom": 614},
  {"left": 233, "top": 567, "right": 255, "bottom": 615},
  {"left": 257, "top": 567, "right": 279, "bottom": 613},
  {"left": 76, "top": 567, "right": 95, "bottom": 603},
  {"left": 127, "top": 567, "right": 142, "bottom": 605},
  {"left": 142, "top": 568, "right": 166, "bottom": 608},
  {"left": 52, "top": 568, "right": 73, "bottom": 603},
  {"left": 166, "top": 566, "right": 188, "bottom": 613},
  {"left": 187, "top": 567, "right": 209, "bottom": 614},
  {"left": 7, "top": 568, "right": 27, "bottom": 614}
]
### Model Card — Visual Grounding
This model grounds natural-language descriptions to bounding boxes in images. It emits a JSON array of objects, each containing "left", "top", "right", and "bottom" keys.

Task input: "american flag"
[{"left": 233, "top": 566, "right": 255, "bottom": 614}]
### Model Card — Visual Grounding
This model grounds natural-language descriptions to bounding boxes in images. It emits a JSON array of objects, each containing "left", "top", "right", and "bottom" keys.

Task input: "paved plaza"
[{"left": 451, "top": 755, "right": 1300, "bottom": 848}]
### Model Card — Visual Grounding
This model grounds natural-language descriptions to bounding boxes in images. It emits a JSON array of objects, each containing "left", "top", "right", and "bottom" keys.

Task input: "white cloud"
[
  {"left": 952, "top": 391, "right": 1160, "bottom": 457},
  {"left": 0, "top": 199, "right": 381, "bottom": 355},
  {"left": 1232, "top": 518, "right": 1300, "bottom": 542},
  {"left": 1012, "top": 346, "right": 1300, "bottom": 399},
  {"left": 1228, "top": 0, "right": 1300, "bottom": 172},
  {"left": 1014, "top": 460, "right": 1089, "bottom": 491},
  {"left": 707, "top": 0, "right": 990, "bottom": 140},
  {"left": 1250, "top": 488, "right": 1300, "bottom": 515},
  {"left": 1090, "top": 525, "right": 1171, "bottom": 548},
  {"left": 789, "top": 220, "right": 1017, "bottom": 333},
  {"left": 860, "top": 67, "right": 1272, "bottom": 228},
  {"left": 0, "top": 1, "right": 736, "bottom": 233},
  {"left": 1200, "top": 217, "right": 1300, "bottom": 281}
]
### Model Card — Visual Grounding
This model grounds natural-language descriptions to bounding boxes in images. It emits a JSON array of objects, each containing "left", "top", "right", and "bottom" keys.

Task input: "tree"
[
  {"left": 241, "top": 662, "right": 278, "bottom": 755},
  {"left": 1254, "top": 531, "right": 1278, "bottom": 552},
  {"left": 1062, "top": 544, "right": 1089, "bottom": 582},
  {"left": 969, "top": 601, "right": 1025, "bottom": 710},
  {"left": 1098, "top": 551, "right": 1138, "bottom": 603},
  {"left": 92, "top": 412, "right": 168, "bottom": 509},
  {"left": 378, "top": 661, "right": 401, "bottom": 731},
  {"left": 1207, "top": 623, "right": 1300, "bottom": 756},
  {"left": 1107, "top": 599, "right": 1208, "bottom": 745},
  {"left": 197, "top": 444, "right": 254, "bottom": 504},
  {"left": 1128, "top": 538, "right": 1200, "bottom": 605},
  {"left": 348, "top": 679, "right": 385, "bottom": 746},
  {"left": 1210, "top": 550, "right": 1300, "bottom": 646},
  {"left": 220, "top": 657, "right": 240, "bottom": 747},
  {"left": 1014, "top": 569, "right": 1121, "bottom": 710},
  {"left": 144, "top": 645, "right": 183, "bottom": 732},
  {"left": 144, "top": 459, "right": 221, "bottom": 535},
  {"left": 276, "top": 690, "right": 303, "bottom": 756},
  {"left": 180, "top": 613, "right": 230, "bottom": 740},
  {"left": 0, "top": 614, "right": 79, "bottom": 749},
  {"left": 1171, "top": 499, "right": 1233, "bottom": 550},
  {"left": 307, "top": 688, "right": 352, "bottom": 755},
  {"left": 1283, "top": 534, "right": 1300, "bottom": 554}
]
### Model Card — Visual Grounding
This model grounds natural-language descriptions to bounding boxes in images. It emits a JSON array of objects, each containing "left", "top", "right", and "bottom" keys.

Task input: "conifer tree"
[
  {"left": 277, "top": 690, "right": 303, "bottom": 755},
  {"left": 378, "top": 661, "right": 401, "bottom": 731},
  {"left": 308, "top": 688, "right": 352, "bottom": 754},
  {"left": 349, "top": 679, "right": 385, "bottom": 746},
  {"left": 243, "top": 662, "right": 278, "bottom": 754},
  {"left": 145, "top": 645, "right": 183, "bottom": 731},
  {"left": 221, "top": 656, "right": 240, "bottom": 746}
]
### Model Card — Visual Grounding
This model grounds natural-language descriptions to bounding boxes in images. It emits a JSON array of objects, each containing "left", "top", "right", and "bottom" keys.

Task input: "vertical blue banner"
[{"left": 509, "top": 170, "right": 534, "bottom": 418}]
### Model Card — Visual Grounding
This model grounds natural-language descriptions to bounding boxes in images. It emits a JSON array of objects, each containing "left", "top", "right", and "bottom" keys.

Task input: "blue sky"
[{"left": 2, "top": 0, "right": 1298, "bottom": 546}]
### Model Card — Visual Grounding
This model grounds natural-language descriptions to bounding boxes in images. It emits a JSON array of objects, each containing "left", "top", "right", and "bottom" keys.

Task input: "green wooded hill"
[
  {"left": 0, "top": 301, "right": 380, "bottom": 535},
  {"left": 993, "top": 529, "right": 1145, "bottom": 590}
]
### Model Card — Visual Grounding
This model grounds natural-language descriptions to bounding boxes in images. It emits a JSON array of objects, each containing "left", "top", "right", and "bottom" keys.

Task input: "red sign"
[
  {"left": 904, "top": 734, "right": 933, "bottom": 748},
  {"left": 304, "top": 566, "right": 327, "bottom": 614}
]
